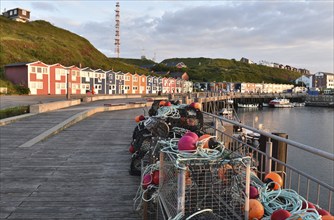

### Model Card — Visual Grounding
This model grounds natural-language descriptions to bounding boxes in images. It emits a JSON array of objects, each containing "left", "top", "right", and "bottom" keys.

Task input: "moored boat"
[
  {"left": 269, "top": 98, "right": 294, "bottom": 108},
  {"left": 237, "top": 103, "right": 259, "bottom": 108}
]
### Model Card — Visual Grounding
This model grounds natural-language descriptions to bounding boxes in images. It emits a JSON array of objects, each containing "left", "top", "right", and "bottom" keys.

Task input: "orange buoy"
[
  {"left": 249, "top": 199, "right": 264, "bottom": 220},
  {"left": 264, "top": 172, "right": 283, "bottom": 190},
  {"left": 198, "top": 134, "right": 211, "bottom": 148}
]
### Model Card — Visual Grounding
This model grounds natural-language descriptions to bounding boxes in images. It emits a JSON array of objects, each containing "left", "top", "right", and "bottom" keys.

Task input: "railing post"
[
  {"left": 244, "top": 161, "right": 251, "bottom": 220},
  {"left": 265, "top": 138, "right": 273, "bottom": 175},
  {"left": 214, "top": 117, "right": 220, "bottom": 141}
]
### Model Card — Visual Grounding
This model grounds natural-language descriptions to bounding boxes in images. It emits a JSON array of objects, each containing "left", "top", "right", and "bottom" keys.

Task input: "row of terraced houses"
[{"left": 4, "top": 61, "right": 193, "bottom": 95}]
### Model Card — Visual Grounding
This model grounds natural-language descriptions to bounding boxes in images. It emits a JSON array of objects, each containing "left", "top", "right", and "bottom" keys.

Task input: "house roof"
[
  {"left": 169, "top": 72, "right": 185, "bottom": 79},
  {"left": 5, "top": 62, "right": 30, "bottom": 67}
]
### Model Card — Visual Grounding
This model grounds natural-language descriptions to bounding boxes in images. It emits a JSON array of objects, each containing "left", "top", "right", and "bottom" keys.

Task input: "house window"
[
  {"left": 22, "top": 10, "right": 26, "bottom": 16},
  {"left": 14, "top": 9, "right": 17, "bottom": 14},
  {"left": 142, "top": 78, "right": 145, "bottom": 82},
  {"left": 30, "top": 82, "right": 36, "bottom": 88},
  {"left": 9, "top": 11, "right": 13, "bottom": 16},
  {"left": 31, "top": 67, "right": 35, "bottom": 72},
  {"left": 125, "top": 76, "right": 130, "bottom": 81},
  {"left": 37, "top": 82, "right": 43, "bottom": 89},
  {"left": 124, "top": 86, "right": 130, "bottom": 90},
  {"left": 147, "top": 86, "right": 151, "bottom": 91},
  {"left": 133, "top": 86, "right": 138, "bottom": 90},
  {"left": 36, "top": 73, "right": 43, "bottom": 80},
  {"left": 37, "top": 67, "right": 42, "bottom": 73},
  {"left": 109, "top": 74, "right": 113, "bottom": 80}
]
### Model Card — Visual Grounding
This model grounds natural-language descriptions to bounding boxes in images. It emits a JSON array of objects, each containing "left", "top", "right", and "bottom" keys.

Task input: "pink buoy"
[
  {"left": 250, "top": 185, "right": 259, "bottom": 199},
  {"left": 142, "top": 174, "right": 152, "bottom": 189},
  {"left": 184, "top": 132, "right": 198, "bottom": 141},
  {"left": 178, "top": 135, "right": 197, "bottom": 151}
]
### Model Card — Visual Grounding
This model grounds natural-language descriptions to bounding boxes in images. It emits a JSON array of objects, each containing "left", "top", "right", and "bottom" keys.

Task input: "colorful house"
[
  {"left": 139, "top": 74, "right": 147, "bottom": 94},
  {"left": 132, "top": 73, "right": 140, "bottom": 94},
  {"left": 93, "top": 69, "right": 106, "bottom": 94},
  {"left": 176, "top": 79, "right": 182, "bottom": 93},
  {"left": 146, "top": 75, "right": 153, "bottom": 94},
  {"left": 80, "top": 67, "right": 94, "bottom": 94},
  {"left": 124, "top": 72, "right": 133, "bottom": 94},
  {"left": 4, "top": 61, "right": 49, "bottom": 95},
  {"left": 169, "top": 78, "right": 176, "bottom": 93},
  {"left": 162, "top": 77, "right": 169, "bottom": 93},
  {"left": 67, "top": 65, "right": 81, "bottom": 95},
  {"left": 157, "top": 77, "right": 163, "bottom": 94},
  {"left": 49, "top": 63, "right": 67, "bottom": 95},
  {"left": 115, "top": 71, "right": 124, "bottom": 94}
]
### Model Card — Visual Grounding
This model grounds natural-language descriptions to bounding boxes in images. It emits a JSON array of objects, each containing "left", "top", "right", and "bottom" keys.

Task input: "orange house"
[
  {"left": 49, "top": 63, "right": 67, "bottom": 95},
  {"left": 67, "top": 65, "right": 81, "bottom": 95},
  {"left": 124, "top": 72, "right": 133, "bottom": 94},
  {"left": 132, "top": 73, "right": 140, "bottom": 94},
  {"left": 139, "top": 74, "right": 147, "bottom": 94}
]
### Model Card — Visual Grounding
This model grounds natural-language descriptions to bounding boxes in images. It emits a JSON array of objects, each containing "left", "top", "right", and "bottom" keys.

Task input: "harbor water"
[{"left": 237, "top": 107, "right": 334, "bottom": 203}]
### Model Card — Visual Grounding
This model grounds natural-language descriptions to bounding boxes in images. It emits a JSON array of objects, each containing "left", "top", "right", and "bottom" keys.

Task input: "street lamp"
[{"left": 66, "top": 70, "right": 71, "bottom": 99}]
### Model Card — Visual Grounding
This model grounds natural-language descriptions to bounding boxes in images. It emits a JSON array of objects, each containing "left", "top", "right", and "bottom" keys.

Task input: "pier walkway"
[{"left": 0, "top": 100, "right": 146, "bottom": 219}]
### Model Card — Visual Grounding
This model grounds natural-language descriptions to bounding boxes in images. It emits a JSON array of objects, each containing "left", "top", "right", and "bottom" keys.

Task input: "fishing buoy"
[
  {"left": 184, "top": 131, "right": 198, "bottom": 141},
  {"left": 218, "top": 164, "right": 232, "bottom": 181},
  {"left": 178, "top": 135, "right": 197, "bottom": 151},
  {"left": 135, "top": 115, "right": 141, "bottom": 122},
  {"left": 159, "top": 101, "right": 166, "bottom": 106},
  {"left": 139, "top": 115, "right": 145, "bottom": 121},
  {"left": 249, "top": 199, "right": 264, "bottom": 220},
  {"left": 164, "top": 101, "right": 171, "bottom": 106},
  {"left": 264, "top": 172, "right": 283, "bottom": 190},
  {"left": 270, "top": 209, "right": 291, "bottom": 220},
  {"left": 129, "top": 145, "right": 135, "bottom": 154},
  {"left": 152, "top": 170, "right": 159, "bottom": 185},
  {"left": 190, "top": 102, "right": 201, "bottom": 110},
  {"left": 142, "top": 173, "right": 152, "bottom": 189},
  {"left": 249, "top": 185, "right": 259, "bottom": 199},
  {"left": 301, "top": 201, "right": 316, "bottom": 211},
  {"left": 198, "top": 134, "right": 211, "bottom": 148},
  {"left": 321, "top": 215, "right": 334, "bottom": 220},
  {"left": 316, "top": 208, "right": 331, "bottom": 216}
]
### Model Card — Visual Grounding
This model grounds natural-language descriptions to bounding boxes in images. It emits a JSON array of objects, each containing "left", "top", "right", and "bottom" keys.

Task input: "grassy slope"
[
  {"left": 0, "top": 16, "right": 149, "bottom": 74},
  {"left": 161, "top": 57, "right": 300, "bottom": 83}
]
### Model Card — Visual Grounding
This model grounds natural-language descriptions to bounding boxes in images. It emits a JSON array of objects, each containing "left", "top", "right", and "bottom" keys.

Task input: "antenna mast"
[{"left": 114, "top": 2, "right": 120, "bottom": 58}]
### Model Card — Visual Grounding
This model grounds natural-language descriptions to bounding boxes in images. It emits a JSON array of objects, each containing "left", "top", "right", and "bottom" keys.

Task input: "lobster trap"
[{"left": 157, "top": 150, "right": 251, "bottom": 220}]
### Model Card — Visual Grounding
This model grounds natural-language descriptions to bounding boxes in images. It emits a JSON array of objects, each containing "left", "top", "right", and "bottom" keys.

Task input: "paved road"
[
  {"left": 0, "top": 101, "right": 149, "bottom": 219},
  {"left": 0, "top": 95, "right": 68, "bottom": 110}
]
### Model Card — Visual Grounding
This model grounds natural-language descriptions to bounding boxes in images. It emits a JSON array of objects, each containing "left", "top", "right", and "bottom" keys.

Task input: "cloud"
[
  {"left": 38, "top": 1, "right": 333, "bottom": 72},
  {"left": 31, "top": 2, "right": 58, "bottom": 12}
]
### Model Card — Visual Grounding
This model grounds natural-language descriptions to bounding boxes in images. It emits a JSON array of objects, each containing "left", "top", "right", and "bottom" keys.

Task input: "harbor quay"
[{"left": 0, "top": 100, "right": 149, "bottom": 219}]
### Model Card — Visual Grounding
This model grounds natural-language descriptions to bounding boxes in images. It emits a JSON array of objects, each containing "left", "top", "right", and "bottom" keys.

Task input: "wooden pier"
[{"left": 0, "top": 107, "right": 143, "bottom": 219}]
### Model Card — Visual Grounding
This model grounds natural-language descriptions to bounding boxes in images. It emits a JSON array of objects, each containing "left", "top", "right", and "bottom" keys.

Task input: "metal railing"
[{"left": 202, "top": 111, "right": 334, "bottom": 213}]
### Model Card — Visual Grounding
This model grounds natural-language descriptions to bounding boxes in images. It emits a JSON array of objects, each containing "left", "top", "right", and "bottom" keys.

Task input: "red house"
[
  {"left": 67, "top": 66, "right": 81, "bottom": 95},
  {"left": 5, "top": 61, "right": 49, "bottom": 95},
  {"left": 49, "top": 63, "right": 67, "bottom": 95}
]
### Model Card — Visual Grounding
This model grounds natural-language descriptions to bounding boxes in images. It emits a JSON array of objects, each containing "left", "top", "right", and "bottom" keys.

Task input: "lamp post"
[{"left": 66, "top": 70, "right": 71, "bottom": 100}]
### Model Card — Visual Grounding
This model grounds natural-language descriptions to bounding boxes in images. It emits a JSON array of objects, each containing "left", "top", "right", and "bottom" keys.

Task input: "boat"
[
  {"left": 237, "top": 103, "right": 259, "bottom": 108},
  {"left": 269, "top": 98, "right": 294, "bottom": 108}
]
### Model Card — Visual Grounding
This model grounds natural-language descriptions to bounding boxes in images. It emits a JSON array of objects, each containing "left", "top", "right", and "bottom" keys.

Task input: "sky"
[{"left": 1, "top": 0, "right": 333, "bottom": 74}]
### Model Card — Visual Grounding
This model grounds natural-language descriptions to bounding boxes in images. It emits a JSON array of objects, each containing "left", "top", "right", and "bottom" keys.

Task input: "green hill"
[
  {"left": 161, "top": 58, "right": 301, "bottom": 84},
  {"left": 0, "top": 16, "right": 149, "bottom": 74}
]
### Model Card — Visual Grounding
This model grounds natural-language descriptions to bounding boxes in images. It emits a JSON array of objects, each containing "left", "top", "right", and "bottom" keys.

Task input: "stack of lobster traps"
[{"left": 131, "top": 100, "right": 252, "bottom": 220}]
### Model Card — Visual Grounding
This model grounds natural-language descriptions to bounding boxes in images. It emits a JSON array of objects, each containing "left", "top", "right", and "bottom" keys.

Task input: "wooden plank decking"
[{"left": 0, "top": 109, "right": 142, "bottom": 219}]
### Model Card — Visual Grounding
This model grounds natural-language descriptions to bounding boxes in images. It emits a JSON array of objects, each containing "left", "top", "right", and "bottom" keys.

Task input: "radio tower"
[{"left": 114, "top": 2, "right": 120, "bottom": 58}]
